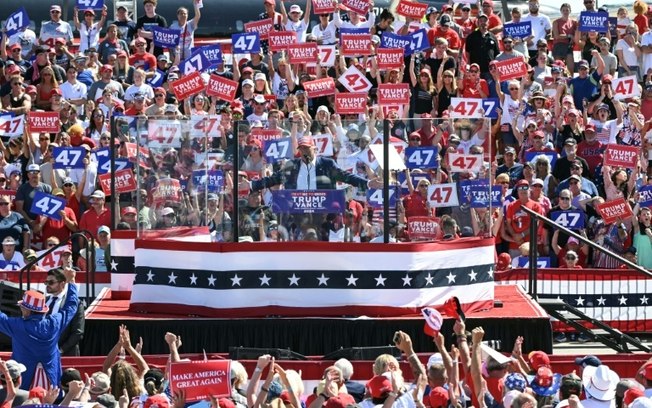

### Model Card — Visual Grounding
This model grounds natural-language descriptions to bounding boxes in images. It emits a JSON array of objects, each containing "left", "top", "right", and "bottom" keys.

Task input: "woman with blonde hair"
[
  {"left": 436, "top": 67, "right": 457, "bottom": 117},
  {"left": 409, "top": 54, "right": 436, "bottom": 117},
  {"left": 633, "top": 0, "right": 649, "bottom": 35},
  {"left": 35, "top": 66, "right": 59, "bottom": 111},
  {"left": 113, "top": 51, "right": 133, "bottom": 90}
]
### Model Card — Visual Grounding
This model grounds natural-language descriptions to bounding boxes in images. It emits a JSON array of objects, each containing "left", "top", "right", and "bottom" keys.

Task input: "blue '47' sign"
[{"left": 30, "top": 191, "right": 66, "bottom": 221}]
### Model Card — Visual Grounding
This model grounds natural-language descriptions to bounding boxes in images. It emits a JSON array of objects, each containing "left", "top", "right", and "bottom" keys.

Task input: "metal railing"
[
  {"left": 19, "top": 230, "right": 97, "bottom": 304},
  {"left": 523, "top": 206, "right": 652, "bottom": 299}
]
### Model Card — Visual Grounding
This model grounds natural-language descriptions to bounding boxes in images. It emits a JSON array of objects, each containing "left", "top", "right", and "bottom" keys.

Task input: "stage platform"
[{"left": 82, "top": 284, "right": 552, "bottom": 356}]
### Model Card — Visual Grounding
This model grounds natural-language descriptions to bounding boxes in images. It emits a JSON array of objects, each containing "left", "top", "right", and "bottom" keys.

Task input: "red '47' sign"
[
  {"left": 169, "top": 360, "right": 231, "bottom": 403},
  {"left": 395, "top": 0, "right": 428, "bottom": 18},
  {"left": 206, "top": 74, "right": 238, "bottom": 102},
  {"left": 171, "top": 71, "right": 205, "bottom": 101},
  {"left": 603, "top": 144, "right": 639, "bottom": 168},
  {"left": 98, "top": 168, "right": 137, "bottom": 195},
  {"left": 596, "top": 197, "right": 633, "bottom": 225},
  {"left": 611, "top": 75, "right": 640, "bottom": 100},
  {"left": 338, "top": 65, "right": 372, "bottom": 93},
  {"left": 427, "top": 183, "right": 459, "bottom": 208},
  {"left": 377, "top": 83, "right": 410, "bottom": 105},
  {"left": 28, "top": 112, "right": 60, "bottom": 133},
  {"left": 335, "top": 93, "right": 367, "bottom": 114},
  {"left": 448, "top": 153, "right": 483, "bottom": 173},
  {"left": 494, "top": 58, "right": 528, "bottom": 81}
]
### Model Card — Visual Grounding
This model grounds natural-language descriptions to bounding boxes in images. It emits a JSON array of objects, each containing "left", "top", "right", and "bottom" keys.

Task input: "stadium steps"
[{"left": 538, "top": 298, "right": 650, "bottom": 354}]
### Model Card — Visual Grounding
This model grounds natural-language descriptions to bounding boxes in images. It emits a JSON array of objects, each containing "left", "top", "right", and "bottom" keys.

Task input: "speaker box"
[
  {"left": 322, "top": 346, "right": 400, "bottom": 361},
  {"left": 228, "top": 347, "right": 307, "bottom": 361}
]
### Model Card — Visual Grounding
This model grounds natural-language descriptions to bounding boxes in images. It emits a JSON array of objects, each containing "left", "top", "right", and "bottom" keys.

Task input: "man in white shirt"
[
  {"left": 59, "top": 66, "right": 88, "bottom": 117},
  {"left": 580, "top": 365, "right": 619, "bottom": 408},
  {"left": 521, "top": 0, "right": 551, "bottom": 58},
  {"left": 641, "top": 19, "right": 652, "bottom": 81}
]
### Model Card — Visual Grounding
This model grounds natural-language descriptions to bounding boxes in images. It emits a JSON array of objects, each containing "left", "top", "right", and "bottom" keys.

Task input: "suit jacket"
[
  {"left": 344, "top": 380, "right": 365, "bottom": 403},
  {"left": 251, "top": 157, "right": 369, "bottom": 191},
  {"left": 58, "top": 297, "right": 85, "bottom": 356}
]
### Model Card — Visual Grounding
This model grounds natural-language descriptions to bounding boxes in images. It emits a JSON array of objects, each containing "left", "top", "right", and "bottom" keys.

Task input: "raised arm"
[
  {"left": 73, "top": 7, "right": 82, "bottom": 31},
  {"left": 394, "top": 330, "right": 426, "bottom": 379},
  {"left": 191, "top": 0, "right": 202, "bottom": 27},
  {"left": 409, "top": 55, "right": 418, "bottom": 87}
]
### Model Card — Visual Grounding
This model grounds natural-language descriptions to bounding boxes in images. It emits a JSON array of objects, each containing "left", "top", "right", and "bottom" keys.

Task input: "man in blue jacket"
[
  {"left": 251, "top": 136, "right": 383, "bottom": 191},
  {"left": 0, "top": 268, "right": 78, "bottom": 389}
]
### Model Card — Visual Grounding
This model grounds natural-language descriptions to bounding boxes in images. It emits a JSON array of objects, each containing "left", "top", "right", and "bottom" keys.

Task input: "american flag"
[{"left": 129, "top": 238, "right": 496, "bottom": 318}]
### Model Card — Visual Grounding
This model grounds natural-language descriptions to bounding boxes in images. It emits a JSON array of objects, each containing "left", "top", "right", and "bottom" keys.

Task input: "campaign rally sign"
[
  {"left": 525, "top": 151, "right": 557, "bottom": 167},
  {"left": 192, "top": 170, "right": 224, "bottom": 192},
  {"left": 338, "top": 65, "right": 372, "bottom": 93},
  {"left": 152, "top": 178, "right": 183, "bottom": 204},
  {"left": 341, "top": 34, "right": 372, "bottom": 56},
  {"left": 342, "top": 0, "right": 371, "bottom": 15},
  {"left": 180, "top": 49, "right": 211, "bottom": 75},
  {"left": 0, "top": 114, "right": 24, "bottom": 137},
  {"left": 198, "top": 44, "right": 223, "bottom": 66},
  {"left": 152, "top": 27, "right": 181, "bottom": 48},
  {"left": 518, "top": 257, "right": 551, "bottom": 268},
  {"left": 313, "top": 0, "right": 336, "bottom": 13},
  {"left": 288, "top": 43, "right": 318, "bottom": 64},
  {"left": 169, "top": 360, "right": 231, "bottom": 403},
  {"left": 28, "top": 112, "right": 59, "bottom": 133},
  {"left": 579, "top": 11, "right": 609, "bottom": 32},
  {"left": 146, "top": 70, "right": 165, "bottom": 87},
  {"left": 243, "top": 19, "right": 273, "bottom": 40},
  {"left": 503, "top": 21, "right": 531, "bottom": 39},
  {"left": 312, "top": 134, "right": 334, "bottom": 157},
  {"left": 377, "top": 84, "right": 410, "bottom": 105},
  {"left": 380, "top": 32, "right": 413, "bottom": 53},
  {"left": 98, "top": 154, "right": 131, "bottom": 174},
  {"left": 408, "top": 29, "right": 429, "bottom": 54},
  {"left": 408, "top": 216, "right": 441, "bottom": 240},
  {"left": 4, "top": 7, "right": 30, "bottom": 37},
  {"left": 449, "top": 98, "right": 499, "bottom": 119},
  {"left": 427, "top": 183, "right": 459, "bottom": 208},
  {"left": 366, "top": 188, "right": 397, "bottom": 208},
  {"left": 232, "top": 32, "right": 261, "bottom": 53},
  {"left": 397, "top": 172, "right": 429, "bottom": 195},
  {"left": 603, "top": 144, "right": 639, "bottom": 168},
  {"left": 30, "top": 191, "right": 65, "bottom": 221},
  {"left": 303, "top": 78, "right": 336, "bottom": 98},
  {"left": 317, "top": 45, "right": 336, "bottom": 67},
  {"left": 550, "top": 210, "right": 585, "bottom": 229},
  {"left": 53, "top": 147, "right": 86, "bottom": 169},
  {"left": 640, "top": 185, "right": 652, "bottom": 207},
  {"left": 405, "top": 147, "right": 438, "bottom": 169},
  {"left": 171, "top": 71, "right": 205, "bottom": 101},
  {"left": 494, "top": 58, "right": 529, "bottom": 81},
  {"left": 458, "top": 179, "right": 501, "bottom": 207},
  {"left": 395, "top": 0, "right": 428, "bottom": 19},
  {"left": 206, "top": 74, "right": 238, "bottom": 102},
  {"left": 377, "top": 48, "right": 404, "bottom": 70},
  {"left": 268, "top": 31, "right": 298, "bottom": 51},
  {"left": 98, "top": 168, "right": 137, "bottom": 195},
  {"left": 77, "top": 0, "right": 104, "bottom": 8},
  {"left": 35, "top": 247, "right": 66, "bottom": 270},
  {"left": 596, "top": 197, "right": 633, "bottom": 224},
  {"left": 272, "top": 190, "right": 346, "bottom": 214},
  {"left": 264, "top": 138, "right": 292, "bottom": 162},
  {"left": 148, "top": 120, "right": 183, "bottom": 148},
  {"left": 250, "top": 129, "right": 283, "bottom": 143},
  {"left": 335, "top": 93, "right": 368, "bottom": 114},
  {"left": 448, "top": 153, "right": 483, "bottom": 173},
  {"left": 611, "top": 75, "right": 640, "bottom": 100}
]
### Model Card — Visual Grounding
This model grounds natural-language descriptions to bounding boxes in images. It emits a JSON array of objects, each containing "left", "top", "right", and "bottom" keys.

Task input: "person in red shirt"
[
  {"left": 128, "top": 37, "right": 157, "bottom": 73},
  {"left": 403, "top": 174, "right": 431, "bottom": 219},
  {"left": 37, "top": 188, "right": 78, "bottom": 246},
  {"left": 427, "top": 15, "right": 461, "bottom": 58},
  {"left": 455, "top": 4, "right": 476, "bottom": 41},
  {"left": 458, "top": 64, "right": 489, "bottom": 98},
  {"left": 576, "top": 123, "right": 604, "bottom": 175},
  {"left": 411, "top": 114, "right": 439, "bottom": 146},
  {"left": 481, "top": 0, "right": 504, "bottom": 37},
  {"left": 124, "top": 93, "right": 147, "bottom": 116},
  {"left": 79, "top": 190, "right": 111, "bottom": 242},
  {"left": 505, "top": 179, "right": 544, "bottom": 257},
  {"left": 524, "top": 130, "right": 557, "bottom": 163}
]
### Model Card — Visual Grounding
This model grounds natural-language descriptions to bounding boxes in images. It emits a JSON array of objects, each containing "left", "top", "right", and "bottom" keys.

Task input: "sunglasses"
[
  {"left": 0, "top": 203, "right": 9, "bottom": 206},
  {"left": 63, "top": 183, "right": 74, "bottom": 187},
  {"left": 50, "top": 10, "right": 61, "bottom": 14},
  {"left": 39, "top": 137, "right": 49, "bottom": 141},
  {"left": 155, "top": 94, "right": 165, "bottom": 97},
  {"left": 44, "top": 280, "right": 60, "bottom": 285},
  {"left": 418, "top": 184, "right": 429, "bottom": 188},
  {"left": 101, "top": 136, "right": 110, "bottom": 141},
  {"left": 11, "top": 82, "right": 22, "bottom": 86},
  {"left": 469, "top": 70, "right": 479, "bottom": 73},
  {"left": 93, "top": 114, "right": 104, "bottom": 118},
  {"left": 410, "top": 138, "right": 420, "bottom": 142},
  {"left": 517, "top": 186, "right": 529, "bottom": 191}
]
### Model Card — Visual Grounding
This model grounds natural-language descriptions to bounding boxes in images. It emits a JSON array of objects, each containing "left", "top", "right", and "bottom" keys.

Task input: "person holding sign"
[
  {"left": 73, "top": 5, "right": 108, "bottom": 55},
  {"left": 332, "top": 0, "right": 376, "bottom": 31},
  {"left": 615, "top": 25, "right": 642, "bottom": 81},
  {"left": 280, "top": 1, "right": 311, "bottom": 43},
  {"left": 15, "top": 164, "right": 53, "bottom": 232},
  {"left": 39, "top": 5, "right": 74, "bottom": 47},
  {"left": 135, "top": 0, "right": 168, "bottom": 57},
  {"left": 505, "top": 179, "right": 544, "bottom": 257}
]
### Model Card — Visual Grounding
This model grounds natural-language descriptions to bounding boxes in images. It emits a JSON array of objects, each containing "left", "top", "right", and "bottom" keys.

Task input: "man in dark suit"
[
  {"left": 45, "top": 268, "right": 85, "bottom": 356},
  {"left": 251, "top": 136, "right": 383, "bottom": 191}
]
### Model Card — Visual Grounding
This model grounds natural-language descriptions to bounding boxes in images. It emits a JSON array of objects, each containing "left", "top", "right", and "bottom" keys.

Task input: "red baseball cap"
[{"left": 528, "top": 351, "right": 551, "bottom": 370}]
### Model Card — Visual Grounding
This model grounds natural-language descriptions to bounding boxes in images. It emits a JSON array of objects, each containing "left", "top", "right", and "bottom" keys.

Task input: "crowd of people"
[{"left": 1, "top": 0, "right": 652, "bottom": 272}]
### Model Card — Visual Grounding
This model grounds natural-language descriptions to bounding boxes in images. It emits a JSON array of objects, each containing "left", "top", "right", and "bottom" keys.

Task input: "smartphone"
[{"left": 393, "top": 331, "right": 401, "bottom": 344}]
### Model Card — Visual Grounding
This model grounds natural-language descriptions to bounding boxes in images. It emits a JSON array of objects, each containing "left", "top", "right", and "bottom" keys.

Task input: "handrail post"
[{"left": 529, "top": 216, "right": 538, "bottom": 300}]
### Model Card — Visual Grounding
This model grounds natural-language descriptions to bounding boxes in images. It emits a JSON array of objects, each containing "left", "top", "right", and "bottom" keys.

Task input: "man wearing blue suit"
[{"left": 251, "top": 136, "right": 383, "bottom": 191}]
